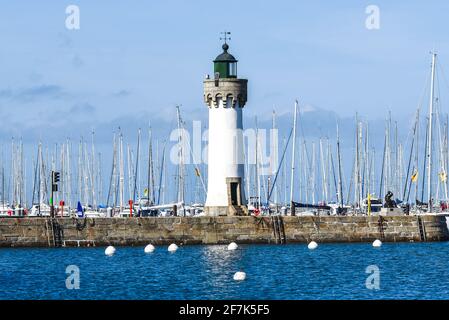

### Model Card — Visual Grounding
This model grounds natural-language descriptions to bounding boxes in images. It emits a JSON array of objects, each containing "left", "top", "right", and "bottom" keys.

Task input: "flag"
[
  {"left": 440, "top": 172, "right": 447, "bottom": 183},
  {"left": 77, "top": 201, "right": 84, "bottom": 218},
  {"left": 411, "top": 170, "right": 418, "bottom": 182},
  {"left": 195, "top": 168, "right": 201, "bottom": 177},
  {"left": 144, "top": 188, "right": 149, "bottom": 196}
]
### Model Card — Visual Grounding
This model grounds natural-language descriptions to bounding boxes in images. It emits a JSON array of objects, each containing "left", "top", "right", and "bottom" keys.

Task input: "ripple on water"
[{"left": 1, "top": 242, "right": 449, "bottom": 299}]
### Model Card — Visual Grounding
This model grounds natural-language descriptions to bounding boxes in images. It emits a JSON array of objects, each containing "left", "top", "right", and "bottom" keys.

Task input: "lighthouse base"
[
  {"left": 204, "top": 205, "right": 248, "bottom": 217},
  {"left": 205, "top": 177, "right": 248, "bottom": 216}
]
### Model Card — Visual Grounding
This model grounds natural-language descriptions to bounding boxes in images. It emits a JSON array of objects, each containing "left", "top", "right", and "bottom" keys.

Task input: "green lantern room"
[{"left": 214, "top": 43, "right": 238, "bottom": 79}]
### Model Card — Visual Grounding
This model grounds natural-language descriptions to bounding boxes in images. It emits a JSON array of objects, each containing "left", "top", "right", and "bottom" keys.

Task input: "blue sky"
[
  {"left": 0, "top": 1, "right": 448, "bottom": 204},
  {"left": 1, "top": 0, "right": 448, "bottom": 141}
]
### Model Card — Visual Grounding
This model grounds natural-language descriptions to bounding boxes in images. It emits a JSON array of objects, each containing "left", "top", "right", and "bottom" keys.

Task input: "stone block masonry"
[{"left": 0, "top": 215, "right": 448, "bottom": 248}]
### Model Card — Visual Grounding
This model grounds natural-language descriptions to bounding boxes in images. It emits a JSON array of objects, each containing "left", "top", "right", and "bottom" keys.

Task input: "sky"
[
  {"left": 0, "top": 1, "right": 448, "bottom": 205},
  {"left": 1, "top": 1, "right": 448, "bottom": 138}
]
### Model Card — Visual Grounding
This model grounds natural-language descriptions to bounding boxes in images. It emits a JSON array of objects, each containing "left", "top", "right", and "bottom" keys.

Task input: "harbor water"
[{"left": 1, "top": 243, "right": 449, "bottom": 300}]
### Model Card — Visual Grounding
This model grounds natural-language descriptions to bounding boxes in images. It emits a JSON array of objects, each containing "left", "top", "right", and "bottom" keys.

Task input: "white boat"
[
  {"left": 84, "top": 210, "right": 105, "bottom": 218},
  {"left": 29, "top": 203, "right": 52, "bottom": 217},
  {"left": 118, "top": 211, "right": 132, "bottom": 218},
  {"left": 328, "top": 203, "right": 350, "bottom": 215},
  {"left": 361, "top": 197, "right": 383, "bottom": 214},
  {"left": 297, "top": 210, "right": 316, "bottom": 216},
  {"left": 0, "top": 203, "right": 13, "bottom": 217}
]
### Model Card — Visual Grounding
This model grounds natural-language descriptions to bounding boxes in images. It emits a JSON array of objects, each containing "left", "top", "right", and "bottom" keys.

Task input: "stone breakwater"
[{"left": 0, "top": 215, "right": 448, "bottom": 247}]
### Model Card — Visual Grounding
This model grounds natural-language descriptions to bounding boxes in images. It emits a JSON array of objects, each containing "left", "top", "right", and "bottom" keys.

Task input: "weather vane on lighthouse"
[{"left": 220, "top": 31, "right": 231, "bottom": 44}]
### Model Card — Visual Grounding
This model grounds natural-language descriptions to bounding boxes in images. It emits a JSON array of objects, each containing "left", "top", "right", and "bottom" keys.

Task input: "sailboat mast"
[
  {"left": 272, "top": 110, "right": 278, "bottom": 205},
  {"left": 91, "top": 130, "right": 96, "bottom": 209},
  {"left": 83, "top": 142, "right": 89, "bottom": 207},
  {"left": 127, "top": 144, "right": 133, "bottom": 202},
  {"left": 60, "top": 142, "right": 65, "bottom": 212},
  {"left": 365, "top": 124, "right": 369, "bottom": 200},
  {"left": 283, "top": 136, "right": 287, "bottom": 205},
  {"left": 427, "top": 52, "right": 437, "bottom": 211},
  {"left": 157, "top": 142, "right": 166, "bottom": 205},
  {"left": 354, "top": 116, "right": 359, "bottom": 209},
  {"left": 11, "top": 138, "right": 15, "bottom": 207},
  {"left": 148, "top": 125, "right": 155, "bottom": 204},
  {"left": 39, "top": 143, "right": 45, "bottom": 206},
  {"left": 403, "top": 110, "right": 419, "bottom": 201},
  {"left": 176, "top": 106, "right": 184, "bottom": 204},
  {"left": 67, "top": 140, "right": 71, "bottom": 210},
  {"left": 133, "top": 128, "right": 141, "bottom": 203},
  {"left": 290, "top": 100, "right": 298, "bottom": 215},
  {"left": 320, "top": 138, "right": 328, "bottom": 202},
  {"left": 78, "top": 140, "right": 82, "bottom": 205},
  {"left": 336, "top": 121, "right": 344, "bottom": 208},
  {"left": 98, "top": 152, "right": 102, "bottom": 207},
  {"left": 255, "top": 117, "right": 261, "bottom": 209},
  {"left": 119, "top": 131, "right": 124, "bottom": 211},
  {"left": 1, "top": 162, "right": 4, "bottom": 206},
  {"left": 106, "top": 133, "right": 116, "bottom": 208},
  {"left": 414, "top": 110, "right": 420, "bottom": 204},
  {"left": 312, "top": 142, "right": 316, "bottom": 204}
]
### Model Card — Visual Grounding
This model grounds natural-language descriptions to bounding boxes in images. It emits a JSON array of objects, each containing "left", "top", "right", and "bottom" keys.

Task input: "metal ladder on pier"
[
  {"left": 271, "top": 215, "right": 286, "bottom": 244},
  {"left": 377, "top": 216, "right": 386, "bottom": 241},
  {"left": 47, "top": 218, "right": 64, "bottom": 247},
  {"left": 417, "top": 216, "right": 427, "bottom": 242}
]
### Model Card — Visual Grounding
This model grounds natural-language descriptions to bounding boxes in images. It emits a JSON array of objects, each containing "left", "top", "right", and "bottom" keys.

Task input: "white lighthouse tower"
[{"left": 203, "top": 34, "right": 248, "bottom": 216}]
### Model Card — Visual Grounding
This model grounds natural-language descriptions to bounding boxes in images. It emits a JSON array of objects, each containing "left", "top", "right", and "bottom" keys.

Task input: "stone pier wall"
[{"left": 0, "top": 215, "right": 448, "bottom": 248}]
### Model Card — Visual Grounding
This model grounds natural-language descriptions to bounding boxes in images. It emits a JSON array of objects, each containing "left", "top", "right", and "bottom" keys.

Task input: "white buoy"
[
  {"left": 308, "top": 241, "right": 318, "bottom": 250},
  {"left": 144, "top": 244, "right": 155, "bottom": 253},
  {"left": 372, "top": 239, "right": 382, "bottom": 247},
  {"left": 105, "top": 246, "right": 116, "bottom": 256},
  {"left": 233, "top": 271, "right": 246, "bottom": 281},
  {"left": 168, "top": 243, "right": 178, "bottom": 252},
  {"left": 227, "top": 242, "right": 238, "bottom": 251}
]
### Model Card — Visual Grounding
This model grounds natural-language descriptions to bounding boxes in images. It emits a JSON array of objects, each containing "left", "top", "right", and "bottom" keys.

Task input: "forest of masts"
[{"left": 1, "top": 53, "right": 448, "bottom": 214}]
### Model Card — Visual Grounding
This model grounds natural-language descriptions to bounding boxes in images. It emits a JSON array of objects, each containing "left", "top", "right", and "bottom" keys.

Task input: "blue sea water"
[{"left": 1, "top": 242, "right": 449, "bottom": 300}]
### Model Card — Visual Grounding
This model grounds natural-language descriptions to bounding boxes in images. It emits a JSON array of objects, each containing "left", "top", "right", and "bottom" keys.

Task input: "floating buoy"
[
  {"left": 144, "top": 244, "right": 155, "bottom": 253},
  {"left": 227, "top": 242, "right": 238, "bottom": 251},
  {"left": 308, "top": 241, "right": 318, "bottom": 250},
  {"left": 105, "top": 246, "right": 116, "bottom": 256},
  {"left": 168, "top": 243, "right": 178, "bottom": 252},
  {"left": 233, "top": 271, "right": 246, "bottom": 281},
  {"left": 372, "top": 239, "right": 382, "bottom": 247}
]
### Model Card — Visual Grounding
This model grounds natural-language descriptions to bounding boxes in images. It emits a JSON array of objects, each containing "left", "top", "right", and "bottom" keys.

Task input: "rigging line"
[
  {"left": 412, "top": 62, "right": 432, "bottom": 140},
  {"left": 437, "top": 62, "right": 449, "bottom": 97},
  {"left": 407, "top": 62, "right": 433, "bottom": 203},
  {"left": 436, "top": 65, "right": 445, "bottom": 119},
  {"left": 157, "top": 140, "right": 167, "bottom": 205},
  {"left": 421, "top": 117, "right": 429, "bottom": 203},
  {"left": 346, "top": 158, "right": 354, "bottom": 206},
  {"left": 132, "top": 129, "right": 140, "bottom": 204},
  {"left": 267, "top": 128, "right": 293, "bottom": 203},
  {"left": 177, "top": 108, "right": 207, "bottom": 195},
  {"left": 435, "top": 101, "right": 447, "bottom": 196},
  {"left": 435, "top": 67, "right": 446, "bottom": 175},
  {"left": 301, "top": 139, "right": 314, "bottom": 202},
  {"left": 403, "top": 110, "right": 419, "bottom": 201},
  {"left": 329, "top": 146, "right": 339, "bottom": 202},
  {"left": 400, "top": 111, "right": 421, "bottom": 173}
]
